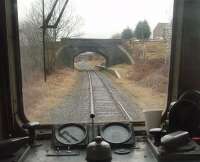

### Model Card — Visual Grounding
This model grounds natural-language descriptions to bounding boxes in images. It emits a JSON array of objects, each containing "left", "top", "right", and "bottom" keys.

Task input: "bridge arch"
[
  {"left": 54, "top": 38, "right": 134, "bottom": 68},
  {"left": 73, "top": 50, "right": 109, "bottom": 66},
  {"left": 74, "top": 51, "right": 107, "bottom": 69}
]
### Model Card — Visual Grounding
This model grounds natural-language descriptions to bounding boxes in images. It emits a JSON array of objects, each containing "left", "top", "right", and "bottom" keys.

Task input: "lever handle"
[
  {"left": 23, "top": 122, "right": 40, "bottom": 145},
  {"left": 149, "top": 128, "right": 166, "bottom": 146}
]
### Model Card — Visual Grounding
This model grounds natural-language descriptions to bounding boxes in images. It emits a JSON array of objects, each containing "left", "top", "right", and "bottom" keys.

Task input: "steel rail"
[
  {"left": 94, "top": 71, "right": 133, "bottom": 121},
  {"left": 89, "top": 71, "right": 133, "bottom": 122},
  {"left": 88, "top": 71, "right": 95, "bottom": 118}
]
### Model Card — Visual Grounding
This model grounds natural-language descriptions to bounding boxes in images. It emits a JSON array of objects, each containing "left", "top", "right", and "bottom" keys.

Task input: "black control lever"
[
  {"left": 161, "top": 131, "right": 190, "bottom": 150},
  {"left": 23, "top": 122, "right": 40, "bottom": 145},
  {"left": 149, "top": 128, "right": 167, "bottom": 146},
  {"left": 90, "top": 113, "right": 95, "bottom": 140}
]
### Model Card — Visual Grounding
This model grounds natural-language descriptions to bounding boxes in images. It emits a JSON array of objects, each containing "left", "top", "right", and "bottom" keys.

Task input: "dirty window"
[{"left": 17, "top": 0, "right": 174, "bottom": 124}]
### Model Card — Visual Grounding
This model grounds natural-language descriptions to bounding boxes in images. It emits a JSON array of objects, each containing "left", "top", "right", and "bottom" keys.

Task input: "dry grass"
[
  {"left": 143, "top": 41, "right": 168, "bottom": 60},
  {"left": 111, "top": 41, "right": 170, "bottom": 111},
  {"left": 131, "top": 41, "right": 168, "bottom": 60},
  {"left": 110, "top": 64, "right": 168, "bottom": 111},
  {"left": 23, "top": 68, "right": 78, "bottom": 121}
]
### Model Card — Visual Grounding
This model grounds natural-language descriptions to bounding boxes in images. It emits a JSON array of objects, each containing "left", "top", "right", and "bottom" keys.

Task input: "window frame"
[{"left": 3, "top": 0, "right": 186, "bottom": 128}]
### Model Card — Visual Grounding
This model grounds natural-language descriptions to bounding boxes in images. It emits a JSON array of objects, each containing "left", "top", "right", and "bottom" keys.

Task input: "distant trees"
[
  {"left": 134, "top": 20, "right": 151, "bottom": 40},
  {"left": 111, "top": 20, "right": 151, "bottom": 40},
  {"left": 121, "top": 27, "right": 134, "bottom": 40}
]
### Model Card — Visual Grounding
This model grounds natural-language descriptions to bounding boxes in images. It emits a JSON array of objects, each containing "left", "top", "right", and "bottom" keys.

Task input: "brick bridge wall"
[{"left": 46, "top": 38, "right": 134, "bottom": 69}]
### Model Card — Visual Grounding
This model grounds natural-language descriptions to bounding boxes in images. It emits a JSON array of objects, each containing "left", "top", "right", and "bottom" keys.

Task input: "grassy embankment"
[
  {"left": 23, "top": 68, "right": 78, "bottom": 121},
  {"left": 110, "top": 41, "right": 170, "bottom": 111}
]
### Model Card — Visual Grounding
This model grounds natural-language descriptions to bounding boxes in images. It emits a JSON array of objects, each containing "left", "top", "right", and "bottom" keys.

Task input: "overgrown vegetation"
[{"left": 110, "top": 40, "right": 170, "bottom": 111}]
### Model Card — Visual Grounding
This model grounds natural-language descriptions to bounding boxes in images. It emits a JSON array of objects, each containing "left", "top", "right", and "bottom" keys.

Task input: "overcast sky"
[{"left": 18, "top": 0, "right": 174, "bottom": 38}]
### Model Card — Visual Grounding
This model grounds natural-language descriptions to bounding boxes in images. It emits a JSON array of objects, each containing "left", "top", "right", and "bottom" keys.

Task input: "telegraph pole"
[
  {"left": 41, "top": 0, "right": 69, "bottom": 82},
  {"left": 42, "top": 0, "right": 47, "bottom": 82}
]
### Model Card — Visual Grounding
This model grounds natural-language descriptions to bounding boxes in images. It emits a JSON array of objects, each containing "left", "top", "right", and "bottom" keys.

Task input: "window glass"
[{"left": 17, "top": 0, "right": 174, "bottom": 124}]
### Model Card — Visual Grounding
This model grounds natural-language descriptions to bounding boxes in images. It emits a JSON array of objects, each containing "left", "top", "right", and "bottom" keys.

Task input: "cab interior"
[{"left": 1, "top": 0, "right": 200, "bottom": 162}]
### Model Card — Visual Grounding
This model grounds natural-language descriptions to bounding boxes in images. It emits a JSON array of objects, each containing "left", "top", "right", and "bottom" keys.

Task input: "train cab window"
[
  {"left": 4, "top": 0, "right": 200, "bottom": 162},
  {"left": 17, "top": 0, "right": 174, "bottom": 124}
]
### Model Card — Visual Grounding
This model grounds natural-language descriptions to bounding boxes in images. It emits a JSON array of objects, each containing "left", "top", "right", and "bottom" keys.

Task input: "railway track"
[{"left": 88, "top": 71, "right": 133, "bottom": 123}]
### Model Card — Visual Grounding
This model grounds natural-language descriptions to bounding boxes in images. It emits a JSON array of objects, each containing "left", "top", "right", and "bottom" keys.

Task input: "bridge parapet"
[
  {"left": 60, "top": 38, "right": 123, "bottom": 46},
  {"left": 46, "top": 38, "right": 133, "bottom": 69}
]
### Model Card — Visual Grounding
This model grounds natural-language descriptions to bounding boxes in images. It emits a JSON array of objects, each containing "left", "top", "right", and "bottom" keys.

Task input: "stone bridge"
[{"left": 46, "top": 38, "right": 134, "bottom": 68}]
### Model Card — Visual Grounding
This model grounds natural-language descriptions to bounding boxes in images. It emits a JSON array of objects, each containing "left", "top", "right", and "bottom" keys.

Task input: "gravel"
[{"left": 46, "top": 71, "right": 144, "bottom": 124}]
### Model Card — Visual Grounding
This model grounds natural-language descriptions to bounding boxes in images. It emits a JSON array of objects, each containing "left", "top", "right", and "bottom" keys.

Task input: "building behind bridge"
[{"left": 153, "top": 23, "right": 172, "bottom": 41}]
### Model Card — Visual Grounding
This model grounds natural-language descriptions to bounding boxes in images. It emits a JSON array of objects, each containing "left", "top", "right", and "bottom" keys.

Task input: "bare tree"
[
  {"left": 48, "top": 3, "right": 84, "bottom": 40},
  {"left": 19, "top": 0, "right": 84, "bottom": 80}
]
